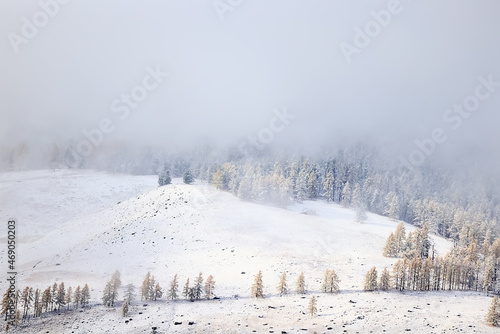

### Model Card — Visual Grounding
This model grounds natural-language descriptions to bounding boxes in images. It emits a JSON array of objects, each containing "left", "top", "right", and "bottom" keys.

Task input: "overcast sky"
[{"left": 1, "top": 0, "right": 499, "bottom": 166}]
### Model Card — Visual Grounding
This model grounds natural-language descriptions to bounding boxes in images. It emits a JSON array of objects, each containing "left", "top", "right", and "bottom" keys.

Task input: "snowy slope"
[{"left": 0, "top": 170, "right": 496, "bottom": 333}]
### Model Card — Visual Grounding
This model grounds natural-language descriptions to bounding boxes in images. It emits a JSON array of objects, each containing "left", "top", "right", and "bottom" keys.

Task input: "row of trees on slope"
[
  {"left": 383, "top": 223, "right": 500, "bottom": 294},
  {"left": 1, "top": 282, "right": 91, "bottom": 331}
]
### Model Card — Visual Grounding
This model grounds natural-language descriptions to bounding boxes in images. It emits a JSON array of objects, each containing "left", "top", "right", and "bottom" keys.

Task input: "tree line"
[{"left": 1, "top": 281, "right": 91, "bottom": 331}]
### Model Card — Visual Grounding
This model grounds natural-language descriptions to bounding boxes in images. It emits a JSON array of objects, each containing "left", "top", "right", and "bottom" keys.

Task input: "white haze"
[{"left": 1, "top": 0, "right": 500, "bottom": 168}]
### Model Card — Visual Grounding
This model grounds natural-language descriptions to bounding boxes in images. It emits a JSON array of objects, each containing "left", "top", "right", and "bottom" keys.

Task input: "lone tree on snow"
[
  {"left": 486, "top": 296, "right": 500, "bottom": 326},
  {"left": 322, "top": 269, "right": 340, "bottom": 293},
  {"left": 158, "top": 167, "right": 171, "bottom": 186},
  {"left": 251, "top": 270, "right": 264, "bottom": 298},
  {"left": 296, "top": 272, "right": 307, "bottom": 294},
  {"left": 183, "top": 170, "right": 194, "bottom": 184},
  {"left": 276, "top": 271, "right": 288, "bottom": 296},
  {"left": 308, "top": 295, "right": 317, "bottom": 316}
]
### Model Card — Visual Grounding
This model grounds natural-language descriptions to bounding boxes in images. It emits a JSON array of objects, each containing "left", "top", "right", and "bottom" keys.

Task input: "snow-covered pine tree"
[
  {"left": 124, "top": 284, "right": 135, "bottom": 304},
  {"left": 33, "top": 288, "right": 41, "bottom": 317},
  {"left": 484, "top": 258, "right": 495, "bottom": 294},
  {"left": 211, "top": 170, "right": 224, "bottom": 189},
  {"left": 56, "top": 282, "right": 65, "bottom": 310},
  {"left": 194, "top": 273, "right": 203, "bottom": 300},
  {"left": 322, "top": 172, "right": 335, "bottom": 202},
  {"left": 141, "top": 272, "right": 151, "bottom": 301},
  {"left": 41, "top": 287, "right": 51, "bottom": 312},
  {"left": 65, "top": 286, "right": 72, "bottom": 310},
  {"left": 364, "top": 267, "right": 378, "bottom": 291},
  {"left": 486, "top": 296, "right": 500, "bottom": 326},
  {"left": 379, "top": 267, "right": 391, "bottom": 291},
  {"left": 51, "top": 282, "right": 58, "bottom": 311},
  {"left": 322, "top": 269, "right": 340, "bottom": 293},
  {"left": 102, "top": 281, "right": 114, "bottom": 307},
  {"left": 307, "top": 170, "right": 318, "bottom": 199},
  {"left": 148, "top": 276, "right": 156, "bottom": 301},
  {"left": 251, "top": 270, "right": 264, "bottom": 298},
  {"left": 21, "top": 286, "right": 32, "bottom": 320},
  {"left": 111, "top": 270, "right": 121, "bottom": 299},
  {"left": 0, "top": 288, "right": 12, "bottom": 320},
  {"left": 384, "top": 192, "right": 399, "bottom": 221},
  {"left": 158, "top": 166, "right": 171, "bottom": 186},
  {"left": 383, "top": 232, "right": 397, "bottom": 257},
  {"left": 73, "top": 286, "right": 81, "bottom": 310},
  {"left": 308, "top": 295, "right": 317, "bottom": 316},
  {"left": 80, "top": 284, "right": 90, "bottom": 307},
  {"left": 295, "top": 168, "right": 308, "bottom": 202},
  {"left": 353, "top": 183, "right": 367, "bottom": 222},
  {"left": 204, "top": 275, "right": 215, "bottom": 299},
  {"left": 183, "top": 170, "right": 194, "bottom": 184},
  {"left": 188, "top": 287, "right": 196, "bottom": 302},
  {"left": 122, "top": 298, "right": 129, "bottom": 316},
  {"left": 154, "top": 283, "right": 163, "bottom": 301},
  {"left": 394, "top": 223, "right": 406, "bottom": 255},
  {"left": 296, "top": 272, "right": 307, "bottom": 294},
  {"left": 183, "top": 278, "right": 190, "bottom": 300},
  {"left": 341, "top": 181, "right": 351, "bottom": 207},
  {"left": 276, "top": 271, "right": 288, "bottom": 296},
  {"left": 167, "top": 274, "right": 179, "bottom": 300}
]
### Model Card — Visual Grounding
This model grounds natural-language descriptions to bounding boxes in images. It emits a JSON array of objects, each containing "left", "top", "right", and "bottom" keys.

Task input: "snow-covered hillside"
[{"left": 0, "top": 170, "right": 496, "bottom": 333}]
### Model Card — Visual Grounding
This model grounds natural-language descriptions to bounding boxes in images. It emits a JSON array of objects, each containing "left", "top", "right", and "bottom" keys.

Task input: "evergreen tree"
[
  {"left": 41, "top": 287, "right": 51, "bottom": 312},
  {"left": 353, "top": 182, "right": 367, "bottom": 222},
  {"left": 122, "top": 298, "right": 129, "bottom": 316},
  {"left": 341, "top": 181, "right": 351, "bottom": 207},
  {"left": 296, "top": 272, "right": 307, "bottom": 294},
  {"left": 167, "top": 274, "right": 179, "bottom": 300},
  {"left": 251, "top": 270, "right": 264, "bottom": 298},
  {"left": 364, "top": 267, "right": 378, "bottom": 291},
  {"left": 51, "top": 283, "right": 58, "bottom": 311},
  {"left": 158, "top": 166, "right": 172, "bottom": 186},
  {"left": 385, "top": 192, "right": 399, "bottom": 221},
  {"left": 322, "top": 172, "right": 335, "bottom": 202},
  {"left": 486, "top": 296, "right": 500, "bottom": 326},
  {"left": 212, "top": 170, "right": 224, "bottom": 189},
  {"left": 308, "top": 295, "right": 317, "bottom": 316},
  {"left": 322, "top": 269, "right": 340, "bottom": 293},
  {"left": 148, "top": 276, "right": 156, "bottom": 301},
  {"left": 141, "top": 272, "right": 151, "bottom": 301},
  {"left": 307, "top": 170, "right": 318, "bottom": 198},
  {"left": 295, "top": 168, "right": 308, "bottom": 202},
  {"left": 154, "top": 283, "right": 163, "bottom": 301},
  {"left": 182, "top": 278, "right": 190, "bottom": 300},
  {"left": 33, "top": 288, "right": 41, "bottom": 317},
  {"left": 183, "top": 170, "right": 194, "bottom": 184},
  {"left": 1, "top": 288, "right": 13, "bottom": 321},
  {"left": 124, "top": 284, "right": 136, "bottom": 304},
  {"left": 21, "top": 286, "right": 33, "bottom": 320},
  {"left": 394, "top": 223, "right": 406, "bottom": 255},
  {"left": 188, "top": 287, "right": 196, "bottom": 302},
  {"left": 73, "top": 286, "right": 81, "bottom": 309},
  {"left": 56, "top": 282, "right": 66, "bottom": 310},
  {"left": 379, "top": 267, "right": 391, "bottom": 291},
  {"left": 65, "top": 286, "right": 72, "bottom": 310},
  {"left": 80, "top": 284, "right": 90, "bottom": 307},
  {"left": 276, "top": 271, "right": 288, "bottom": 296},
  {"left": 383, "top": 232, "right": 397, "bottom": 257},
  {"left": 194, "top": 273, "right": 203, "bottom": 300},
  {"left": 102, "top": 281, "right": 114, "bottom": 307},
  {"left": 204, "top": 275, "right": 216, "bottom": 300}
]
